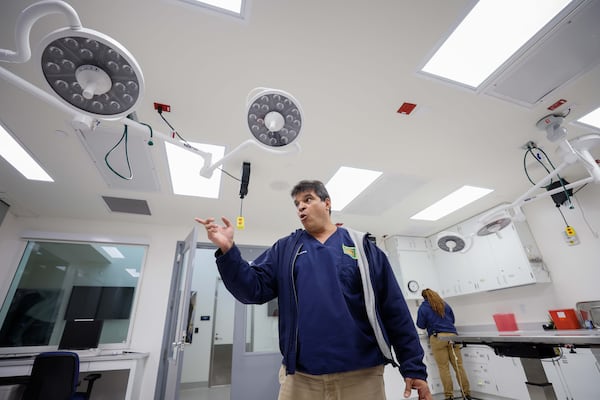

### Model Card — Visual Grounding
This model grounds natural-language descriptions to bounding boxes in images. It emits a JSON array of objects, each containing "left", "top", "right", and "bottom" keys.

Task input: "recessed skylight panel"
[
  {"left": 165, "top": 141, "right": 225, "bottom": 198},
  {"left": 0, "top": 121, "right": 54, "bottom": 182},
  {"left": 577, "top": 107, "right": 600, "bottom": 129},
  {"left": 183, "top": 0, "right": 245, "bottom": 17},
  {"left": 421, "top": 0, "right": 571, "bottom": 88},
  {"left": 410, "top": 185, "right": 493, "bottom": 221},
  {"left": 326, "top": 167, "right": 382, "bottom": 212}
]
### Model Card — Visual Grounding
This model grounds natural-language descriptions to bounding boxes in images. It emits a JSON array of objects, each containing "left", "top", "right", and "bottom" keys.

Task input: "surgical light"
[
  {"left": 1, "top": 1, "right": 143, "bottom": 120},
  {"left": 246, "top": 88, "right": 303, "bottom": 148},
  {"left": 1, "top": 2, "right": 304, "bottom": 184},
  {"left": 40, "top": 29, "right": 143, "bottom": 119}
]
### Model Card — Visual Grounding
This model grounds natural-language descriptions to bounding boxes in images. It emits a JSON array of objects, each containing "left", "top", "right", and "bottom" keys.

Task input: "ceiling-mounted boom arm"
[
  {"left": 1, "top": 1, "right": 305, "bottom": 180},
  {"left": 0, "top": 0, "right": 81, "bottom": 63}
]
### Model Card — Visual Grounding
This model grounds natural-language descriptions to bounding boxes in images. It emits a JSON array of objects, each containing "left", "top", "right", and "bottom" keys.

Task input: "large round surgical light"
[
  {"left": 246, "top": 88, "right": 303, "bottom": 147},
  {"left": 39, "top": 27, "right": 144, "bottom": 120}
]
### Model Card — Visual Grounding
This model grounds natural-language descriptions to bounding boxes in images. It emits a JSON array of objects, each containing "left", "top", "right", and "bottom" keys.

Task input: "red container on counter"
[
  {"left": 549, "top": 309, "right": 581, "bottom": 330},
  {"left": 493, "top": 313, "right": 518, "bottom": 331}
]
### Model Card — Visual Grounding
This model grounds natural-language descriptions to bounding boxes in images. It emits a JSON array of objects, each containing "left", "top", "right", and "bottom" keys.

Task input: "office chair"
[{"left": 21, "top": 351, "right": 102, "bottom": 400}]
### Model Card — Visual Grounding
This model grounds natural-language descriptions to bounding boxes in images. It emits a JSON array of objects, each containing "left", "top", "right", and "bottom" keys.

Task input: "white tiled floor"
[{"left": 179, "top": 385, "right": 230, "bottom": 400}]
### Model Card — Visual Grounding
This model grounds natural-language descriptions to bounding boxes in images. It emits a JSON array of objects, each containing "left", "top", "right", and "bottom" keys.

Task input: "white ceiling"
[{"left": 1, "top": 0, "right": 599, "bottom": 239}]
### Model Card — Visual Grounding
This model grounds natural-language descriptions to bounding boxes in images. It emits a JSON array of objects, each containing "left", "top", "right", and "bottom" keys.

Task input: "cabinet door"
[
  {"left": 397, "top": 250, "right": 438, "bottom": 300},
  {"left": 489, "top": 355, "right": 530, "bottom": 400},
  {"left": 486, "top": 224, "right": 535, "bottom": 288},
  {"left": 461, "top": 346, "right": 497, "bottom": 396},
  {"left": 431, "top": 247, "right": 466, "bottom": 298},
  {"left": 542, "top": 348, "right": 600, "bottom": 399},
  {"left": 384, "top": 236, "right": 438, "bottom": 300}
]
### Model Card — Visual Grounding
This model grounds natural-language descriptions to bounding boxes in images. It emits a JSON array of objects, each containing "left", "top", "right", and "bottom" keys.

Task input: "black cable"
[
  {"left": 104, "top": 125, "right": 133, "bottom": 180},
  {"left": 557, "top": 206, "right": 569, "bottom": 227},
  {"left": 523, "top": 145, "right": 572, "bottom": 207},
  {"left": 157, "top": 109, "right": 189, "bottom": 143},
  {"left": 523, "top": 148, "right": 552, "bottom": 185},
  {"left": 139, "top": 122, "right": 154, "bottom": 146},
  {"left": 218, "top": 167, "right": 241, "bottom": 182}
]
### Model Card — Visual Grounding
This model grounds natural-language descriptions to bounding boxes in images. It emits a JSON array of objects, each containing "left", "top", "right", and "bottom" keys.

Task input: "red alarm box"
[{"left": 549, "top": 309, "right": 581, "bottom": 330}]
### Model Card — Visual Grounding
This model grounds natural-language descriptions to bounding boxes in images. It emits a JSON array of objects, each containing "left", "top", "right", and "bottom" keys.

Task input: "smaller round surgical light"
[
  {"left": 477, "top": 217, "right": 511, "bottom": 237},
  {"left": 246, "top": 88, "right": 303, "bottom": 148}
]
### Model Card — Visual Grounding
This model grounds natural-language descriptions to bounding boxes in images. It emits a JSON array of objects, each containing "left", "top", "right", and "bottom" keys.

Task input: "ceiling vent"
[
  {"left": 483, "top": 0, "right": 600, "bottom": 107},
  {"left": 102, "top": 196, "right": 151, "bottom": 215}
]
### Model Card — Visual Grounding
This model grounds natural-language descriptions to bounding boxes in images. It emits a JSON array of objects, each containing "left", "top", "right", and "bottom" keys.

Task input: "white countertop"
[{"left": 450, "top": 329, "right": 600, "bottom": 345}]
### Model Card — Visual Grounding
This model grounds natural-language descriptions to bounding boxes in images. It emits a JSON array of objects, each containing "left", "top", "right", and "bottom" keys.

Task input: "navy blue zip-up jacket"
[
  {"left": 416, "top": 300, "right": 457, "bottom": 338},
  {"left": 215, "top": 228, "right": 427, "bottom": 381}
]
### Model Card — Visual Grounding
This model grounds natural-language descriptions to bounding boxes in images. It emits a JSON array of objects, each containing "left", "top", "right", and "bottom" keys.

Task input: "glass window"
[
  {"left": 0, "top": 240, "right": 146, "bottom": 352},
  {"left": 245, "top": 301, "right": 279, "bottom": 353}
]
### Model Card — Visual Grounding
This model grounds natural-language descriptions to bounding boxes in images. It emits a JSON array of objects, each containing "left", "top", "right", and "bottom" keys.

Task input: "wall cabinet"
[
  {"left": 384, "top": 209, "right": 550, "bottom": 299},
  {"left": 383, "top": 236, "right": 439, "bottom": 300}
]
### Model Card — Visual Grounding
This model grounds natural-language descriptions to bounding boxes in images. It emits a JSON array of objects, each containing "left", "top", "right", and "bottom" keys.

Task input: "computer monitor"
[{"left": 58, "top": 320, "right": 103, "bottom": 350}]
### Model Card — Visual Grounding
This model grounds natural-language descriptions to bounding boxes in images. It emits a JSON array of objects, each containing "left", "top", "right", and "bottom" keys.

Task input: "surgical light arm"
[{"left": 0, "top": 0, "right": 303, "bottom": 179}]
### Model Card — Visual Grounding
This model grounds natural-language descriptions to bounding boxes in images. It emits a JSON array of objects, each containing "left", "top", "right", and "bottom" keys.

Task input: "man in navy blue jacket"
[{"left": 197, "top": 180, "right": 431, "bottom": 400}]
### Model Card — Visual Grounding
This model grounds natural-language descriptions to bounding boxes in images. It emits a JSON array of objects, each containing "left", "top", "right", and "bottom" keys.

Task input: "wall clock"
[{"left": 407, "top": 280, "right": 420, "bottom": 293}]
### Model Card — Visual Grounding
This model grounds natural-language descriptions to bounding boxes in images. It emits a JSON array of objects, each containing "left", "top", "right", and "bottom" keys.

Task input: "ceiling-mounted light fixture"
[
  {"left": 474, "top": 117, "right": 600, "bottom": 236},
  {"left": 39, "top": 29, "right": 143, "bottom": 119},
  {"left": 476, "top": 217, "right": 511, "bottom": 237},
  {"left": 194, "top": 87, "right": 304, "bottom": 178},
  {"left": 0, "top": 1, "right": 143, "bottom": 121},
  {"left": 247, "top": 88, "right": 303, "bottom": 148},
  {"left": 1, "top": 2, "right": 304, "bottom": 181},
  {"left": 436, "top": 231, "right": 472, "bottom": 253},
  {"left": 536, "top": 114, "right": 567, "bottom": 142}
]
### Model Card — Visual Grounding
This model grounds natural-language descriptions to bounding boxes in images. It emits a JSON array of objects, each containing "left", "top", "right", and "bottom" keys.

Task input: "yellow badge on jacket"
[{"left": 342, "top": 245, "right": 357, "bottom": 259}]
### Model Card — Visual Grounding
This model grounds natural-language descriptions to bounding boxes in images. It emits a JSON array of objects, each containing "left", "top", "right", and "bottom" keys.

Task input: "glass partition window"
[
  {"left": 245, "top": 301, "right": 279, "bottom": 353},
  {"left": 0, "top": 240, "right": 146, "bottom": 351}
]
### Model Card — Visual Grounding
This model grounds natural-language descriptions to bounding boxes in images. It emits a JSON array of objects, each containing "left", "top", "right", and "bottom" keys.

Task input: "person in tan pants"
[{"left": 417, "top": 288, "right": 472, "bottom": 400}]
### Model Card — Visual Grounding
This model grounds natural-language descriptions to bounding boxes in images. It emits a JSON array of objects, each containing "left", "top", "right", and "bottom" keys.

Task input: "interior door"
[
  {"left": 161, "top": 226, "right": 197, "bottom": 400},
  {"left": 229, "top": 245, "right": 282, "bottom": 400},
  {"left": 208, "top": 278, "right": 236, "bottom": 386}
]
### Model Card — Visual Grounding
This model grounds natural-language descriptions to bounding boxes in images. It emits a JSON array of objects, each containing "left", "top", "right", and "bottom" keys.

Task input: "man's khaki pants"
[{"left": 278, "top": 365, "right": 386, "bottom": 400}]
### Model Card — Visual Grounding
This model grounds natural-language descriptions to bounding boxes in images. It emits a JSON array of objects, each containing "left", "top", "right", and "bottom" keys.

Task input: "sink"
[{"left": 576, "top": 300, "right": 600, "bottom": 328}]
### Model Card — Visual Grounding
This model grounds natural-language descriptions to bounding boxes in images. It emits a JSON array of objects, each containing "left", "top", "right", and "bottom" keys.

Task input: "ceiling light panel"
[
  {"left": 576, "top": 107, "right": 600, "bottom": 129},
  {"left": 181, "top": 0, "right": 245, "bottom": 17},
  {"left": 326, "top": 167, "right": 382, "bottom": 212},
  {"left": 165, "top": 142, "right": 225, "bottom": 198},
  {"left": 410, "top": 185, "right": 493, "bottom": 221},
  {"left": 420, "top": 0, "right": 571, "bottom": 88},
  {"left": 0, "top": 121, "right": 53, "bottom": 182}
]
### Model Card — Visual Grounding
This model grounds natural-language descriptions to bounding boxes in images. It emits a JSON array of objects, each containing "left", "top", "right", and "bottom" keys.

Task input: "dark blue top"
[
  {"left": 416, "top": 300, "right": 457, "bottom": 337},
  {"left": 215, "top": 227, "right": 427, "bottom": 380},
  {"left": 293, "top": 229, "right": 384, "bottom": 374}
]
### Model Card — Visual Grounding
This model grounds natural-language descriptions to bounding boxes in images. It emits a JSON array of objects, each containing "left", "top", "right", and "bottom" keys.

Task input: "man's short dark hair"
[{"left": 291, "top": 180, "right": 330, "bottom": 202}]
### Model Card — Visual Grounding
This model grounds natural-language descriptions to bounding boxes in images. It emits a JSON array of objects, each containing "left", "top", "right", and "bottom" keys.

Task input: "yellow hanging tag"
[{"left": 236, "top": 216, "right": 245, "bottom": 230}]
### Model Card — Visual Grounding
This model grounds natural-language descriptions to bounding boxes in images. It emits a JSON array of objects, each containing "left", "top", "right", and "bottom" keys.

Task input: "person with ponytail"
[{"left": 417, "top": 288, "right": 472, "bottom": 400}]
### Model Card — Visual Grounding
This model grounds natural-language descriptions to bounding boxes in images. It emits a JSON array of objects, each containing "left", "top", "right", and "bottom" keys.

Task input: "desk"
[
  {"left": 0, "top": 352, "right": 148, "bottom": 400},
  {"left": 445, "top": 329, "right": 600, "bottom": 400}
]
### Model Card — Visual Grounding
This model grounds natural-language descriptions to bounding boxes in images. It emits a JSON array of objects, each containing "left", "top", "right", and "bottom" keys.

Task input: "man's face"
[{"left": 293, "top": 190, "right": 331, "bottom": 231}]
